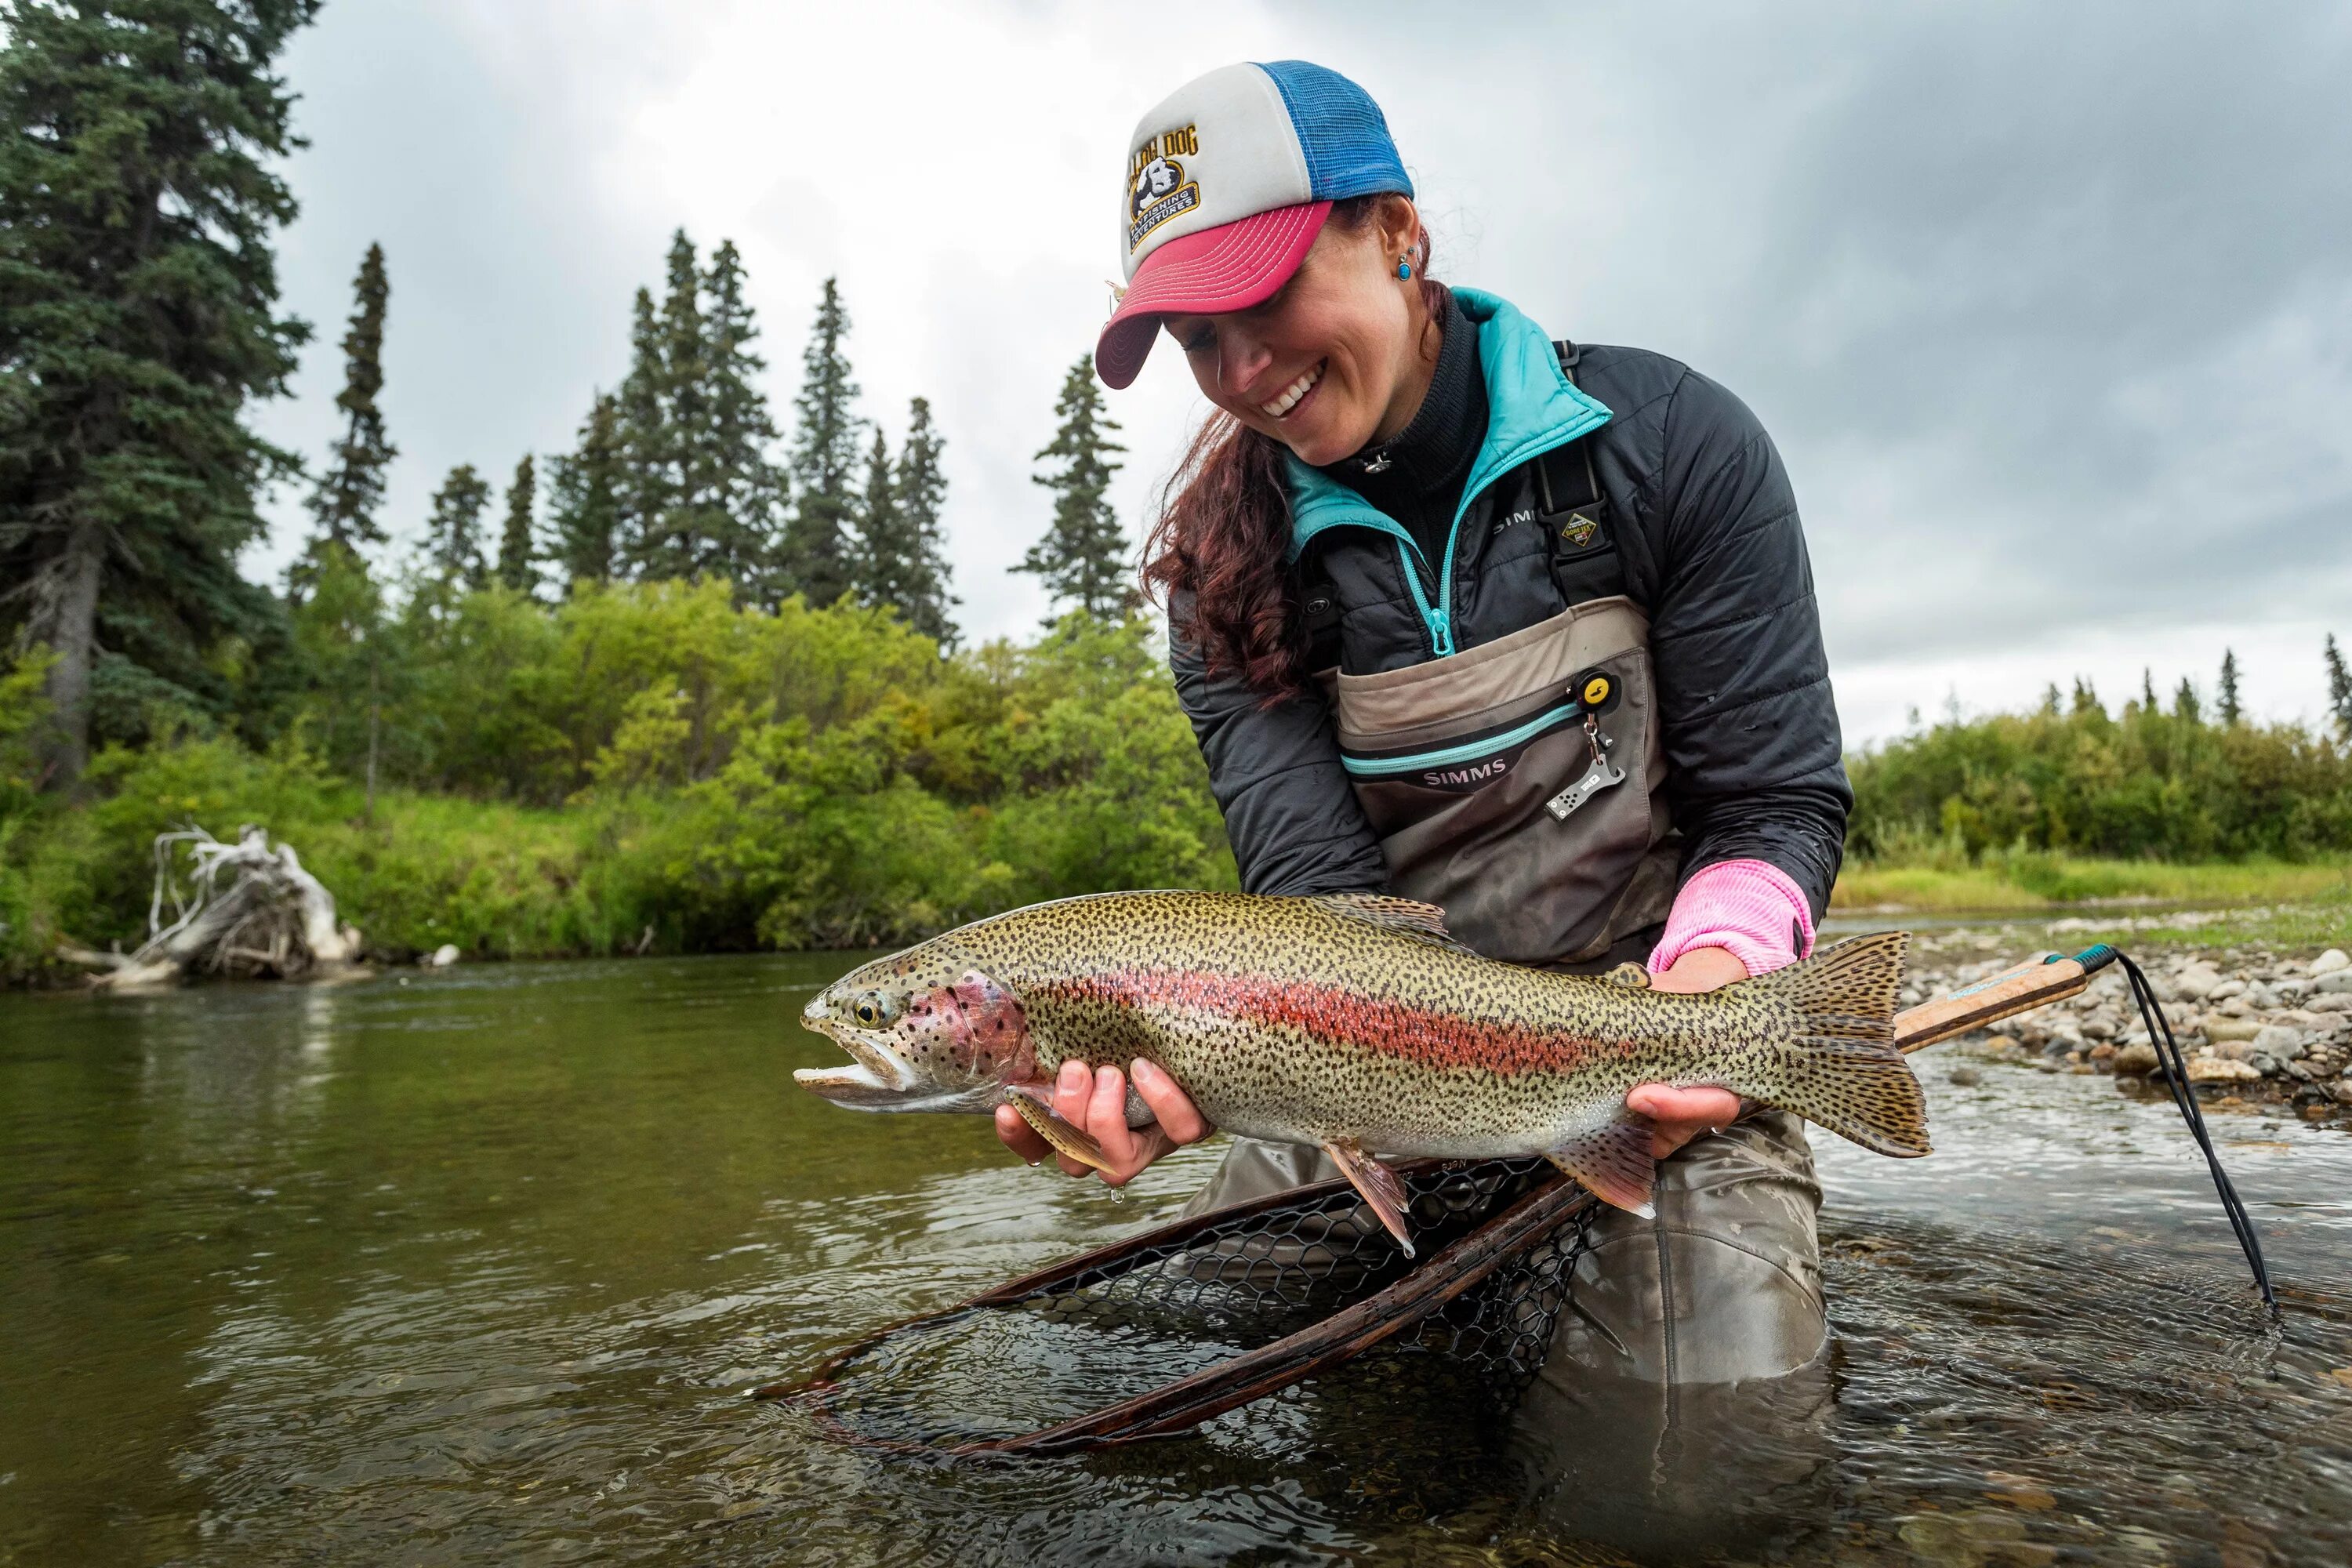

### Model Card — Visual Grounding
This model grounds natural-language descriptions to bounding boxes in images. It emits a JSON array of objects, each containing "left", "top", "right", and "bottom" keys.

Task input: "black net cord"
[{"left": 2111, "top": 947, "right": 2279, "bottom": 1315}]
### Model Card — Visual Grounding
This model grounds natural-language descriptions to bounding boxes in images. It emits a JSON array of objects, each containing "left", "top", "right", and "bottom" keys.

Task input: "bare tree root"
[{"left": 61, "top": 826, "right": 366, "bottom": 991}]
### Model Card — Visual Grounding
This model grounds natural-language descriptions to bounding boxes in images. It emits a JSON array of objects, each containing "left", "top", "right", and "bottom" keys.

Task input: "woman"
[{"left": 996, "top": 61, "right": 1852, "bottom": 1406}]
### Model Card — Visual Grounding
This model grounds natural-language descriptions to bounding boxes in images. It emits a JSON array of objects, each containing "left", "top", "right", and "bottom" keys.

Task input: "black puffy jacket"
[{"left": 1169, "top": 289, "right": 1851, "bottom": 917}]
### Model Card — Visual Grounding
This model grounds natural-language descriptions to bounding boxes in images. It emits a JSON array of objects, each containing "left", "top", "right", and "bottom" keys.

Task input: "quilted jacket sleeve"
[
  {"left": 1646, "top": 368, "right": 1853, "bottom": 920},
  {"left": 1167, "top": 590, "right": 1390, "bottom": 898}
]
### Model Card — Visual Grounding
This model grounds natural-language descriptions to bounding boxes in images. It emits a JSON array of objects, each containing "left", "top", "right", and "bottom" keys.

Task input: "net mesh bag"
[{"left": 759, "top": 1157, "right": 1599, "bottom": 1454}]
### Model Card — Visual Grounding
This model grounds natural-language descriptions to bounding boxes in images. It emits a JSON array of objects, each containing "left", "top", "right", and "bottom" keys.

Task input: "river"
[{"left": 3, "top": 953, "right": 2349, "bottom": 1565}]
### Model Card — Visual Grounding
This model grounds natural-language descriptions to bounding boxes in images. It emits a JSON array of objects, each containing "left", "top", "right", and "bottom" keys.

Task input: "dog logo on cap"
[{"left": 1127, "top": 125, "right": 1201, "bottom": 254}]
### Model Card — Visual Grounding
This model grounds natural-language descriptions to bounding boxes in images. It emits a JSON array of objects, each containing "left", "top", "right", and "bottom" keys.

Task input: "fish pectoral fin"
[
  {"left": 1544, "top": 1120, "right": 1659, "bottom": 1218},
  {"left": 1004, "top": 1085, "right": 1116, "bottom": 1175},
  {"left": 1602, "top": 962, "right": 1651, "bottom": 989},
  {"left": 1321, "top": 1138, "right": 1416, "bottom": 1258}
]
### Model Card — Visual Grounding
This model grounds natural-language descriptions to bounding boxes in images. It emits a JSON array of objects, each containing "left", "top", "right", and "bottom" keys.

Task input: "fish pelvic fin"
[
  {"left": 1750, "top": 931, "right": 1932, "bottom": 1159},
  {"left": 1321, "top": 1138, "right": 1417, "bottom": 1258},
  {"left": 1544, "top": 1120, "right": 1657, "bottom": 1217},
  {"left": 1004, "top": 1084, "right": 1117, "bottom": 1175}
]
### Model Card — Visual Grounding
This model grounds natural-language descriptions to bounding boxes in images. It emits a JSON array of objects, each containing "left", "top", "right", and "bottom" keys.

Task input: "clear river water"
[{"left": 3, "top": 953, "right": 2349, "bottom": 1566}]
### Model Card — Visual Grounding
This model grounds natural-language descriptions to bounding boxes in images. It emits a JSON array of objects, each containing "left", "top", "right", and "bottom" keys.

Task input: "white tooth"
[{"left": 1260, "top": 365, "right": 1319, "bottom": 418}]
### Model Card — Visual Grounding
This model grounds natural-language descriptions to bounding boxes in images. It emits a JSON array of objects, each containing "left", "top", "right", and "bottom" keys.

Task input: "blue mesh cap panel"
[{"left": 1254, "top": 60, "right": 1414, "bottom": 202}]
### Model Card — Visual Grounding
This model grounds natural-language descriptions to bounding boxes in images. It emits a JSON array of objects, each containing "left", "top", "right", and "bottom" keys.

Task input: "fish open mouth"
[{"left": 794, "top": 1012, "right": 1005, "bottom": 1113}]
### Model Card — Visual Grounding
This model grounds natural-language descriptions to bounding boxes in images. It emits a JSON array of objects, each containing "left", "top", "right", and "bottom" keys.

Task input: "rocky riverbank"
[{"left": 1903, "top": 931, "right": 2352, "bottom": 1120}]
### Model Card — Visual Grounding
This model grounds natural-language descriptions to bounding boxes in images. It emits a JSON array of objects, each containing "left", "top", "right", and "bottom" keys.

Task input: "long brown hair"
[{"left": 1140, "top": 195, "right": 1445, "bottom": 702}]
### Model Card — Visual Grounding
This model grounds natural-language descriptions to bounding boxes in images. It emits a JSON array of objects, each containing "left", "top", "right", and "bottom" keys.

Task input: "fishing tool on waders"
[
  {"left": 756, "top": 942, "right": 2275, "bottom": 1455},
  {"left": 1544, "top": 666, "right": 1625, "bottom": 822}
]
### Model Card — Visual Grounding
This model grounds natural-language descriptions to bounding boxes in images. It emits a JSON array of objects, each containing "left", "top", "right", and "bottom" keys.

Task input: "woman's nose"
[{"left": 1216, "top": 331, "right": 1273, "bottom": 399}]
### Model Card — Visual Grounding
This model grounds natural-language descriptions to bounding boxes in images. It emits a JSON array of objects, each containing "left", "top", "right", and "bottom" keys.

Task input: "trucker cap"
[{"left": 1094, "top": 61, "right": 1413, "bottom": 390}]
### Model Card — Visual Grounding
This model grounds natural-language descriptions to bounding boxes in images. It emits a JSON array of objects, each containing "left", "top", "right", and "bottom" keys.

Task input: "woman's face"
[{"left": 1160, "top": 202, "right": 1431, "bottom": 466}]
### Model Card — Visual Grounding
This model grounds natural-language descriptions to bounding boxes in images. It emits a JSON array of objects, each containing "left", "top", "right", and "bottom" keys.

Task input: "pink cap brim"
[{"left": 1094, "top": 200, "right": 1332, "bottom": 390}]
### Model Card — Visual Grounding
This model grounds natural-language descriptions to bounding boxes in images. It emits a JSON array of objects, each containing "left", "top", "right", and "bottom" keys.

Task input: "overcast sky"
[{"left": 246, "top": 0, "right": 2352, "bottom": 744}]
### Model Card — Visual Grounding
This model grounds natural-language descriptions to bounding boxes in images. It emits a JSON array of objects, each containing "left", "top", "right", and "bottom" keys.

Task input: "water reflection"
[{"left": 2, "top": 958, "right": 2350, "bottom": 1565}]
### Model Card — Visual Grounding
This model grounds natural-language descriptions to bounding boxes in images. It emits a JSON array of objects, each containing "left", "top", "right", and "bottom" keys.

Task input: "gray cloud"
[{"left": 247, "top": 2, "right": 2352, "bottom": 738}]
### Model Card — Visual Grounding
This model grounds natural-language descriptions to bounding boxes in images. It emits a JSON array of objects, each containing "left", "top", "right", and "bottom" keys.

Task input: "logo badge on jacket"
[{"left": 1557, "top": 511, "right": 1605, "bottom": 551}]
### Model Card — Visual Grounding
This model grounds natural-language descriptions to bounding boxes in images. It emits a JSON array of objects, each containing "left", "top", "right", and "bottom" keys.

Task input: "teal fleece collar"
[{"left": 1282, "top": 289, "right": 1612, "bottom": 564}]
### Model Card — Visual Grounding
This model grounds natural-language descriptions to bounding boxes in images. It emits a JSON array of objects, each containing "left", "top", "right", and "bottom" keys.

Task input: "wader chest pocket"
[{"left": 1329, "top": 608, "right": 1676, "bottom": 966}]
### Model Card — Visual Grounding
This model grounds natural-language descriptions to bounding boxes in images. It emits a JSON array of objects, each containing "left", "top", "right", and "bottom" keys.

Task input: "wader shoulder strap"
[{"left": 1540, "top": 340, "right": 1628, "bottom": 608}]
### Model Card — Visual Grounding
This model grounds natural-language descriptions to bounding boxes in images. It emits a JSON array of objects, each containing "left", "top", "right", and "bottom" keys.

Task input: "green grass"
[
  {"left": 1833, "top": 854, "right": 2352, "bottom": 954},
  {"left": 1832, "top": 855, "right": 2352, "bottom": 913}
]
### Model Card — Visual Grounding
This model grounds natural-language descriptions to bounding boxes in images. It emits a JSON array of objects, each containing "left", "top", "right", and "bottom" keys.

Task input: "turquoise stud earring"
[{"left": 1398, "top": 256, "right": 1413, "bottom": 280}]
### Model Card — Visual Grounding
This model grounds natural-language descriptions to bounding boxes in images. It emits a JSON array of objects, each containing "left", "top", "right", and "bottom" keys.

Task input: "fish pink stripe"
[{"left": 1039, "top": 968, "right": 1617, "bottom": 1074}]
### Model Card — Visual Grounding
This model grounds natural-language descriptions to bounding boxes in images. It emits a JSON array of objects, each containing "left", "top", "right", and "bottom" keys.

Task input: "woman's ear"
[{"left": 1375, "top": 194, "right": 1422, "bottom": 265}]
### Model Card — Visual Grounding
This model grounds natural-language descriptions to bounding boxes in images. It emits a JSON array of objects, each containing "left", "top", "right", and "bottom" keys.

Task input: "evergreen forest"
[{"left": 4, "top": 4, "right": 2351, "bottom": 982}]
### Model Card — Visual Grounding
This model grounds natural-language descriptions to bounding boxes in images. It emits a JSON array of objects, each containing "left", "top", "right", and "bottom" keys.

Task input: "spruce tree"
[
  {"left": 496, "top": 455, "right": 538, "bottom": 594},
  {"left": 2327, "top": 635, "right": 2352, "bottom": 742},
  {"left": 0, "top": 0, "right": 320, "bottom": 787},
  {"left": 2217, "top": 648, "right": 2242, "bottom": 726},
  {"left": 2140, "top": 668, "right": 2157, "bottom": 713},
  {"left": 548, "top": 392, "right": 624, "bottom": 588},
  {"left": 2071, "top": 677, "right": 2100, "bottom": 716},
  {"left": 612, "top": 286, "right": 670, "bottom": 577},
  {"left": 633, "top": 230, "right": 708, "bottom": 582},
  {"left": 893, "top": 397, "right": 959, "bottom": 646},
  {"left": 292, "top": 241, "right": 395, "bottom": 597},
  {"left": 422, "top": 465, "right": 492, "bottom": 596},
  {"left": 693, "top": 238, "right": 786, "bottom": 599},
  {"left": 1019, "top": 356, "right": 1135, "bottom": 620},
  {"left": 852, "top": 426, "right": 902, "bottom": 608},
  {"left": 782, "top": 278, "right": 862, "bottom": 605},
  {"left": 2172, "top": 677, "right": 2199, "bottom": 724}
]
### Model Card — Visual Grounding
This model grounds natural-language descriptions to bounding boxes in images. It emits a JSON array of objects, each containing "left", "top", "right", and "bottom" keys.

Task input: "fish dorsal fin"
[{"left": 1308, "top": 893, "right": 1475, "bottom": 954}]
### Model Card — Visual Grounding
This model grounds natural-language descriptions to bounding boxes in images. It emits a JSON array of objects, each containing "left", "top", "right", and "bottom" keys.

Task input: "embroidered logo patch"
[
  {"left": 1558, "top": 511, "right": 1603, "bottom": 550},
  {"left": 1127, "top": 124, "right": 1201, "bottom": 254}
]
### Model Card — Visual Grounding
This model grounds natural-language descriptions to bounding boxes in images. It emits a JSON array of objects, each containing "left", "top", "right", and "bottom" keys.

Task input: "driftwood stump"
[{"left": 62, "top": 826, "right": 364, "bottom": 990}]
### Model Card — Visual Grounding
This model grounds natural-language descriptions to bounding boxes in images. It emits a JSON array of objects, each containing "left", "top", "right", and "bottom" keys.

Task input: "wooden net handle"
[{"left": 1893, "top": 944, "right": 2118, "bottom": 1054}]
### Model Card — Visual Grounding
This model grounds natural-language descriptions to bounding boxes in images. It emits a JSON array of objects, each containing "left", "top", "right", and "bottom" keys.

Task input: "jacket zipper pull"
[{"left": 1427, "top": 608, "right": 1451, "bottom": 655}]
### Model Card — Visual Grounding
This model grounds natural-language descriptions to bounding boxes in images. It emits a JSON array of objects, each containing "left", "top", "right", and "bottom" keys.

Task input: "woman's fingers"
[
  {"left": 993, "top": 1102, "right": 1050, "bottom": 1163},
  {"left": 1625, "top": 1082, "right": 1744, "bottom": 1159},
  {"left": 1088, "top": 1065, "right": 1139, "bottom": 1169},
  {"left": 1131, "top": 1058, "right": 1210, "bottom": 1144},
  {"left": 1049, "top": 1058, "right": 1095, "bottom": 1177}
]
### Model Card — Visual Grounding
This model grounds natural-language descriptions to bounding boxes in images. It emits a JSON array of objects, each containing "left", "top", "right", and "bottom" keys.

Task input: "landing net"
[{"left": 756, "top": 1157, "right": 1598, "bottom": 1454}]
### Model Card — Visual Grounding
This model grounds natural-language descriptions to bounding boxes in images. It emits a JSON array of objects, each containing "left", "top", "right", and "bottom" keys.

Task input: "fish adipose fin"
[
  {"left": 1308, "top": 894, "right": 1479, "bottom": 956},
  {"left": 1004, "top": 1085, "right": 1117, "bottom": 1175},
  {"left": 1321, "top": 1138, "right": 1417, "bottom": 1258},
  {"left": 1751, "top": 931, "right": 1932, "bottom": 1159},
  {"left": 1545, "top": 1120, "right": 1657, "bottom": 1217}
]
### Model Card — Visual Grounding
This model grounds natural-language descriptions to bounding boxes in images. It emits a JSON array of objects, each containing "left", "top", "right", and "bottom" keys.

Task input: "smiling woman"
[{"left": 993, "top": 58, "right": 1863, "bottom": 1460}]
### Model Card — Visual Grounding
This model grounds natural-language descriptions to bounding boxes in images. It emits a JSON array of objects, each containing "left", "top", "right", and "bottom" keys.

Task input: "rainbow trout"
[{"left": 795, "top": 891, "right": 1926, "bottom": 1252}]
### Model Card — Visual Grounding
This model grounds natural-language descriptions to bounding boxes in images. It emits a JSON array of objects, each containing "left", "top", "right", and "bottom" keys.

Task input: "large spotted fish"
[{"left": 795, "top": 891, "right": 1926, "bottom": 1252}]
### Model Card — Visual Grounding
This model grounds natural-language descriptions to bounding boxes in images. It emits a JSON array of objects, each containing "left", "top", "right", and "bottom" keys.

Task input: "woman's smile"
[{"left": 1258, "top": 360, "right": 1325, "bottom": 421}]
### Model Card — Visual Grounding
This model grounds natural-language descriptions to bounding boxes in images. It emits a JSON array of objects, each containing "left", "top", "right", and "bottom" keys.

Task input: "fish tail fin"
[{"left": 1749, "top": 931, "right": 1930, "bottom": 1158}]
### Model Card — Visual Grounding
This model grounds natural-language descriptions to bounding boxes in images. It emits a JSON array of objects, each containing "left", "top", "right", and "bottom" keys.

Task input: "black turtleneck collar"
[{"left": 1314, "top": 287, "right": 1486, "bottom": 561}]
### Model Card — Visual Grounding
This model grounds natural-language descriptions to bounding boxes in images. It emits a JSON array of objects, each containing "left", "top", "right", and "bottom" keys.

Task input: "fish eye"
[{"left": 851, "top": 996, "right": 885, "bottom": 1027}]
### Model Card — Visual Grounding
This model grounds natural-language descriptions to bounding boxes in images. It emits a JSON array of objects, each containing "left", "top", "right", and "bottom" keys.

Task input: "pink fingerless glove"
[{"left": 1646, "top": 858, "right": 1816, "bottom": 979}]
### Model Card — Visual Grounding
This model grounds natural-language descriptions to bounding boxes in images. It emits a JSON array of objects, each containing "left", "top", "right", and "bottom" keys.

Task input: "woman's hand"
[
  {"left": 1628, "top": 945, "right": 1750, "bottom": 1159},
  {"left": 993, "top": 1058, "right": 1215, "bottom": 1187}
]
